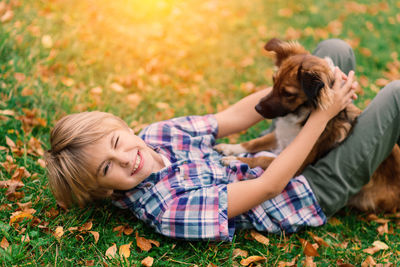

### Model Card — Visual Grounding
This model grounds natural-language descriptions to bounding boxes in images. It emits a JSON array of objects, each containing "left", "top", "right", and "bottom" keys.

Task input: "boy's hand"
[{"left": 311, "top": 67, "right": 357, "bottom": 121}]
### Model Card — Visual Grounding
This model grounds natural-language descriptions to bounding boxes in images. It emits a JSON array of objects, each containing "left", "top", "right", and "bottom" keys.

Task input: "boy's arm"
[
  {"left": 214, "top": 88, "right": 271, "bottom": 138},
  {"left": 226, "top": 69, "right": 356, "bottom": 218}
]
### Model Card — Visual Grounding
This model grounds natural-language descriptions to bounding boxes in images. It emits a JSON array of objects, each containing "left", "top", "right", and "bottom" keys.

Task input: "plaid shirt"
[{"left": 112, "top": 115, "right": 326, "bottom": 241}]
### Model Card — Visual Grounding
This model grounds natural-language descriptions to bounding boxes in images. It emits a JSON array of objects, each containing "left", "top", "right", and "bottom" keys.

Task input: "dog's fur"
[{"left": 215, "top": 38, "right": 400, "bottom": 212}]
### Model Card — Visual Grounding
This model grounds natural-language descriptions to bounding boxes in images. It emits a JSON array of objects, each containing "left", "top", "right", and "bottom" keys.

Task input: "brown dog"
[{"left": 215, "top": 38, "right": 400, "bottom": 212}]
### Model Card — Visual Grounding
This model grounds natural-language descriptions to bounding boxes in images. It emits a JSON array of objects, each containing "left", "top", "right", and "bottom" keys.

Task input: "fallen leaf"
[
  {"left": 79, "top": 221, "right": 93, "bottom": 231},
  {"left": 89, "top": 231, "right": 99, "bottom": 244},
  {"left": 361, "top": 255, "right": 376, "bottom": 267},
  {"left": 304, "top": 256, "right": 316, "bottom": 267},
  {"left": 298, "top": 238, "right": 320, "bottom": 257},
  {"left": 119, "top": 242, "right": 131, "bottom": 258},
  {"left": 277, "top": 256, "right": 297, "bottom": 267},
  {"left": 5, "top": 136, "right": 16, "bottom": 149},
  {"left": 328, "top": 217, "right": 342, "bottom": 226},
  {"left": 105, "top": 243, "right": 117, "bottom": 259},
  {"left": 250, "top": 230, "right": 269, "bottom": 245},
  {"left": 136, "top": 232, "right": 152, "bottom": 251},
  {"left": 1, "top": 9, "right": 13, "bottom": 23},
  {"left": 21, "top": 234, "right": 30, "bottom": 243},
  {"left": 336, "top": 259, "right": 355, "bottom": 267},
  {"left": 377, "top": 222, "right": 388, "bottom": 235},
  {"left": 41, "top": 35, "right": 53, "bottom": 48},
  {"left": 141, "top": 256, "right": 154, "bottom": 267},
  {"left": 85, "top": 260, "right": 95, "bottom": 266},
  {"left": 127, "top": 93, "right": 142, "bottom": 108},
  {"left": 240, "top": 256, "right": 266, "bottom": 266},
  {"left": 232, "top": 248, "right": 248, "bottom": 259},
  {"left": 1, "top": 236, "right": 9, "bottom": 249},
  {"left": 9, "top": 209, "right": 35, "bottom": 224},
  {"left": 308, "top": 232, "right": 329, "bottom": 247},
  {"left": 61, "top": 76, "right": 74, "bottom": 87},
  {"left": 362, "top": 240, "right": 389, "bottom": 254},
  {"left": 54, "top": 226, "right": 64, "bottom": 239},
  {"left": 110, "top": 82, "right": 124, "bottom": 92},
  {"left": 123, "top": 226, "right": 134, "bottom": 235}
]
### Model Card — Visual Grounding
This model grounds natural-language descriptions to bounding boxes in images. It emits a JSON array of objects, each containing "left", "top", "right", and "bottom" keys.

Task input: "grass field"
[{"left": 1, "top": 0, "right": 400, "bottom": 265}]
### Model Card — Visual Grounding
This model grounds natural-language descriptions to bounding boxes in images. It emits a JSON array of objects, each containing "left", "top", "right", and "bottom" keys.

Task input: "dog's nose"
[{"left": 255, "top": 104, "right": 263, "bottom": 115}]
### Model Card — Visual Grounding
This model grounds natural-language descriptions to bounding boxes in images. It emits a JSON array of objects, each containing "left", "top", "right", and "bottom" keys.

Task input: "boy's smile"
[{"left": 86, "top": 128, "right": 165, "bottom": 191}]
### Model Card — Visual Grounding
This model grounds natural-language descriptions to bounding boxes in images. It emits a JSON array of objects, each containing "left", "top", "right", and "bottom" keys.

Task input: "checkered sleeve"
[{"left": 157, "top": 184, "right": 234, "bottom": 241}]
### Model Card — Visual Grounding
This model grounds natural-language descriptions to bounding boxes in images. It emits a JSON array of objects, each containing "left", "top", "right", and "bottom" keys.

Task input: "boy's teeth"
[{"left": 132, "top": 154, "right": 141, "bottom": 173}]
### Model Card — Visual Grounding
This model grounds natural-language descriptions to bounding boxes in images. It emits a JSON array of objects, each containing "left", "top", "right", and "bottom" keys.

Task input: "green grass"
[{"left": 1, "top": 0, "right": 400, "bottom": 265}]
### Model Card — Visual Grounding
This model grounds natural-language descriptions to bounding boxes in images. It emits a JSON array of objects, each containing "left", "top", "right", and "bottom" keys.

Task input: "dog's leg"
[
  {"left": 221, "top": 155, "right": 275, "bottom": 169},
  {"left": 214, "top": 132, "right": 277, "bottom": 155}
]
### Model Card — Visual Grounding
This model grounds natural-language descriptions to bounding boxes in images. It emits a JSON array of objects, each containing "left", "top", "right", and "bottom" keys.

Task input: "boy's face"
[{"left": 86, "top": 127, "right": 160, "bottom": 190}]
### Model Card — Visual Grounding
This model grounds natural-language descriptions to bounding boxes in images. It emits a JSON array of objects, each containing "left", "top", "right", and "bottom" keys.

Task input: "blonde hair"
[{"left": 44, "top": 111, "right": 129, "bottom": 208}]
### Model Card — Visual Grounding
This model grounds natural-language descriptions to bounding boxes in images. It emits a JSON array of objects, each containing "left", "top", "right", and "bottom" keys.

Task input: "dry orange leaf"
[
  {"left": 105, "top": 243, "right": 117, "bottom": 259},
  {"left": 336, "top": 259, "right": 355, "bottom": 267},
  {"left": 9, "top": 209, "right": 35, "bottom": 224},
  {"left": 362, "top": 240, "right": 389, "bottom": 254},
  {"left": 308, "top": 232, "right": 329, "bottom": 247},
  {"left": 328, "top": 217, "right": 342, "bottom": 226},
  {"left": 136, "top": 232, "right": 152, "bottom": 251},
  {"left": 240, "top": 255, "right": 266, "bottom": 266},
  {"left": 89, "top": 231, "right": 99, "bottom": 244},
  {"left": 5, "top": 136, "right": 16, "bottom": 149},
  {"left": 298, "top": 238, "right": 320, "bottom": 257},
  {"left": 304, "top": 256, "right": 316, "bottom": 267},
  {"left": 79, "top": 221, "right": 93, "bottom": 231},
  {"left": 1, "top": 236, "right": 9, "bottom": 249},
  {"left": 110, "top": 82, "right": 124, "bottom": 92},
  {"left": 61, "top": 76, "right": 74, "bottom": 87},
  {"left": 41, "top": 35, "right": 53, "bottom": 48},
  {"left": 232, "top": 248, "right": 248, "bottom": 259},
  {"left": 54, "top": 226, "right": 64, "bottom": 239},
  {"left": 141, "top": 256, "right": 154, "bottom": 267},
  {"left": 361, "top": 255, "right": 376, "bottom": 267},
  {"left": 119, "top": 242, "right": 132, "bottom": 258},
  {"left": 250, "top": 230, "right": 269, "bottom": 246},
  {"left": 277, "top": 256, "right": 297, "bottom": 267}
]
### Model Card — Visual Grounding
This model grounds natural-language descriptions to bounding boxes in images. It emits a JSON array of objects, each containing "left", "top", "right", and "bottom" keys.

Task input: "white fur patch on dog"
[
  {"left": 213, "top": 143, "right": 247, "bottom": 155},
  {"left": 274, "top": 108, "right": 309, "bottom": 154}
]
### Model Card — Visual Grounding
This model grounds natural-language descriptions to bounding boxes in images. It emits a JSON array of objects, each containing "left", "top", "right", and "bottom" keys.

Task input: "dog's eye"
[{"left": 282, "top": 90, "right": 297, "bottom": 98}]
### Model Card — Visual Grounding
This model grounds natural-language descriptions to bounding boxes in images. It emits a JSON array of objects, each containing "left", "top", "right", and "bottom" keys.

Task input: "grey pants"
[{"left": 303, "top": 39, "right": 400, "bottom": 217}]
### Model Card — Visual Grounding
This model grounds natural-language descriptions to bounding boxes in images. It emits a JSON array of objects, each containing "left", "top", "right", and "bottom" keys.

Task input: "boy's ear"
[{"left": 264, "top": 38, "right": 309, "bottom": 67}]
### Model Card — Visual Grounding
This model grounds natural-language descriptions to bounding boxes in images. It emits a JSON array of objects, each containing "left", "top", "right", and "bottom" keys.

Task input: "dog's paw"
[
  {"left": 220, "top": 156, "right": 238, "bottom": 166},
  {"left": 213, "top": 144, "right": 247, "bottom": 155}
]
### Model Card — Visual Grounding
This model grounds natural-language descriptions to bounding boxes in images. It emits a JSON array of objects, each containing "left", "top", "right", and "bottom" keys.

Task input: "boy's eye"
[
  {"left": 104, "top": 162, "right": 110, "bottom": 176},
  {"left": 114, "top": 136, "right": 119, "bottom": 149}
]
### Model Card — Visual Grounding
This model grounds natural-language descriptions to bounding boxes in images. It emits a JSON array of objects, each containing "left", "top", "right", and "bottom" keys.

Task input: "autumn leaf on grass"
[
  {"left": 232, "top": 248, "right": 248, "bottom": 259},
  {"left": 53, "top": 226, "right": 64, "bottom": 240},
  {"left": 1, "top": 236, "right": 9, "bottom": 250},
  {"left": 141, "top": 256, "right": 154, "bottom": 267},
  {"left": 336, "top": 259, "right": 355, "bottom": 267},
  {"left": 105, "top": 243, "right": 117, "bottom": 259},
  {"left": 88, "top": 231, "right": 99, "bottom": 244},
  {"left": 307, "top": 232, "right": 329, "bottom": 247},
  {"left": 5, "top": 136, "right": 16, "bottom": 149},
  {"left": 136, "top": 232, "right": 160, "bottom": 252},
  {"left": 298, "top": 238, "right": 319, "bottom": 257},
  {"left": 277, "top": 256, "right": 297, "bottom": 267},
  {"left": 240, "top": 255, "right": 266, "bottom": 266},
  {"left": 9, "top": 208, "right": 36, "bottom": 224},
  {"left": 303, "top": 256, "right": 316, "bottom": 267},
  {"left": 361, "top": 256, "right": 376, "bottom": 267},
  {"left": 328, "top": 217, "right": 342, "bottom": 226},
  {"left": 362, "top": 240, "right": 389, "bottom": 255},
  {"left": 119, "top": 242, "right": 132, "bottom": 258},
  {"left": 250, "top": 230, "right": 269, "bottom": 245}
]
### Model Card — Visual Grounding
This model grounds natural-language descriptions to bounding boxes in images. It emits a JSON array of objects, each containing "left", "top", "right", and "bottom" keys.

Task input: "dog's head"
[{"left": 255, "top": 38, "right": 335, "bottom": 119}]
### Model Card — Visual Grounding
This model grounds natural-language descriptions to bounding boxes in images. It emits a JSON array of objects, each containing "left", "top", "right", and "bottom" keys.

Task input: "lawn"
[{"left": 1, "top": 0, "right": 400, "bottom": 265}]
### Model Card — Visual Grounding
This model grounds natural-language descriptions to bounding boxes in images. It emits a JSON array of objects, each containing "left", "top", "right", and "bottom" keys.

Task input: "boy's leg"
[
  {"left": 312, "top": 38, "right": 356, "bottom": 74},
  {"left": 303, "top": 81, "right": 400, "bottom": 217}
]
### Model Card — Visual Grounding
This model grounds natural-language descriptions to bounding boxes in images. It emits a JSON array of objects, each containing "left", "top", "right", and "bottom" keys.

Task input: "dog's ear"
[
  {"left": 297, "top": 66, "right": 333, "bottom": 110},
  {"left": 264, "top": 38, "right": 309, "bottom": 67}
]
